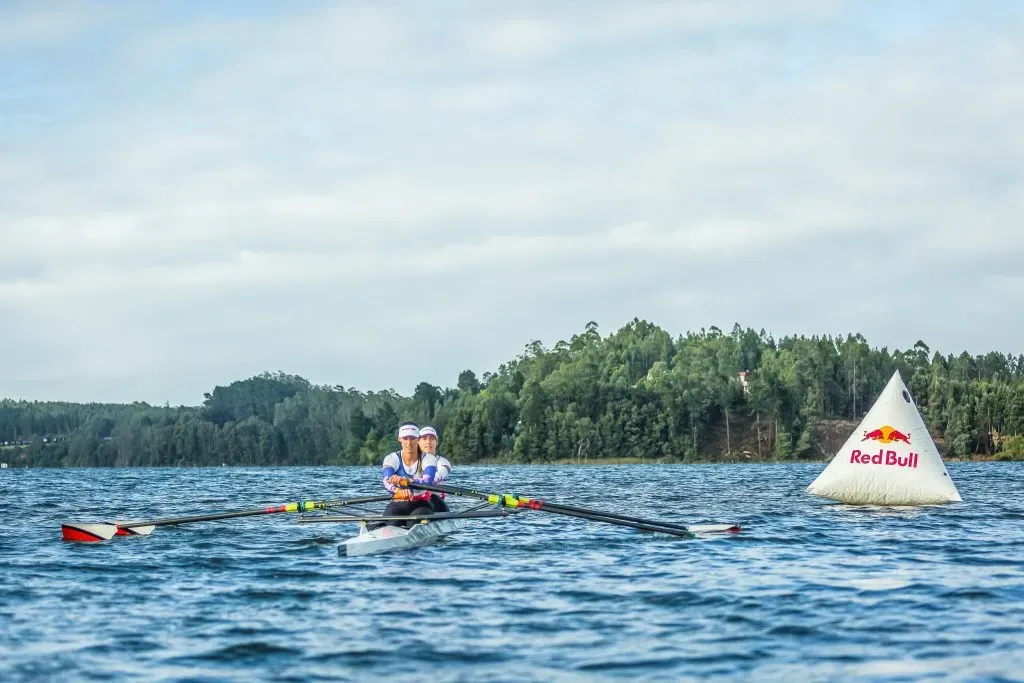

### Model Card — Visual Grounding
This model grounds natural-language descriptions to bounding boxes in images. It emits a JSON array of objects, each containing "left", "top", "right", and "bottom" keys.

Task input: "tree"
[
  {"left": 6, "top": 320, "right": 1023, "bottom": 467},
  {"left": 457, "top": 370, "right": 481, "bottom": 394},
  {"left": 413, "top": 382, "right": 442, "bottom": 421}
]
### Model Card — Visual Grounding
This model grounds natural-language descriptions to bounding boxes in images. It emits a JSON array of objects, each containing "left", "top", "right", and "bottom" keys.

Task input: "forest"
[{"left": 3, "top": 321, "right": 1023, "bottom": 468}]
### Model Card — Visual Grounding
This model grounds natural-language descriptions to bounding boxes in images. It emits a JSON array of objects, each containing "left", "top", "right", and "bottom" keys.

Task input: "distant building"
[{"left": 738, "top": 370, "right": 752, "bottom": 395}]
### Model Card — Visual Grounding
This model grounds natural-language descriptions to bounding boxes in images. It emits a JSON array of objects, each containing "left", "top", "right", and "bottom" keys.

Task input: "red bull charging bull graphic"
[
  {"left": 852, "top": 424, "right": 918, "bottom": 468},
  {"left": 860, "top": 425, "right": 911, "bottom": 444}
]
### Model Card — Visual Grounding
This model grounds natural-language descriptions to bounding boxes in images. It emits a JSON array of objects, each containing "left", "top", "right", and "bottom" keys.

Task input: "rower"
[
  {"left": 418, "top": 425, "right": 451, "bottom": 513},
  {"left": 372, "top": 422, "right": 442, "bottom": 529}
]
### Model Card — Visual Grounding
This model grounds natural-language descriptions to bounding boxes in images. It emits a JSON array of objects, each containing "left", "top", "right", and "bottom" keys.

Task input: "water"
[{"left": 1, "top": 463, "right": 1022, "bottom": 682}]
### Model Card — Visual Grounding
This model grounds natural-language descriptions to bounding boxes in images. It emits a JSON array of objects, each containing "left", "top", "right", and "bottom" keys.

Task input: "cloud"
[
  {"left": 0, "top": 2, "right": 111, "bottom": 52},
  {"left": 1, "top": 1, "right": 1022, "bottom": 404}
]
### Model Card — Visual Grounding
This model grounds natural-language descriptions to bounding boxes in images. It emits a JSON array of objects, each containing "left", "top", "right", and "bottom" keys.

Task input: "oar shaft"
[
  {"left": 318, "top": 495, "right": 393, "bottom": 509},
  {"left": 407, "top": 481, "right": 664, "bottom": 523},
  {"left": 530, "top": 505, "right": 695, "bottom": 537},
  {"left": 118, "top": 495, "right": 393, "bottom": 529},
  {"left": 119, "top": 504, "right": 310, "bottom": 529},
  {"left": 408, "top": 482, "right": 694, "bottom": 538},
  {"left": 527, "top": 500, "right": 693, "bottom": 532}
]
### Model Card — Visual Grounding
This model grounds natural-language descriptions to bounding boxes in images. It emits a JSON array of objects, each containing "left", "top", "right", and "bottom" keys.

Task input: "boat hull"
[{"left": 340, "top": 517, "right": 465, "bottom": 557}]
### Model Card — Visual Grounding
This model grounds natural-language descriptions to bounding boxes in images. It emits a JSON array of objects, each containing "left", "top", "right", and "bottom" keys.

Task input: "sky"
[{"left": 1, "top": 0, "right": 1022, "bottom": 406}]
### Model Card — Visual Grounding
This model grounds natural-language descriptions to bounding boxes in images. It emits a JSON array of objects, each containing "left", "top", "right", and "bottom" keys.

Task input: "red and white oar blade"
[
  {"left": 687, "top": 524, "right": 741, "bottom": 534},
  {"left": 61, "top": 523, "right": 119, "bottom": 542},
  {"left": 108, "top": 521, "right": 156, "bottom": 536}
]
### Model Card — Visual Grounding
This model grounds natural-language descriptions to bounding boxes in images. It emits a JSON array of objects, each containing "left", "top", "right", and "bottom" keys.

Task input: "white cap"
[
  {"left": 397, "top": 424, "right": 419, "bottom": 439},
  {"left": 419, "top": 426, "right": 437, "bottom": 438}
]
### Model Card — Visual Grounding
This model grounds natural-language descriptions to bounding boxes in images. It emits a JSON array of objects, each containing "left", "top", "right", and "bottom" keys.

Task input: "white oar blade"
[
  {"left": 61, "top": 523, "right": 118, "bottom": 542},
  {"left": 107, "top": 521, "right": 156, "bottom": 536}
]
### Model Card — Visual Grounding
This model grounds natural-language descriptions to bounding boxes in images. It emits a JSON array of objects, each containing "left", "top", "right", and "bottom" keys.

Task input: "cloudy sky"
[{"left": 1, "top": 1, "right": 1021, "bottom": 406}]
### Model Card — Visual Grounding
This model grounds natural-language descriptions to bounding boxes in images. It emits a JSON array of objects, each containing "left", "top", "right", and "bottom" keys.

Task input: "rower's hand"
[
  {"left": 387, "top": 475, "right": 410, "bottom": 487},
  {"left": 392, "top": 488, "right": 413, "bottom": 501}
]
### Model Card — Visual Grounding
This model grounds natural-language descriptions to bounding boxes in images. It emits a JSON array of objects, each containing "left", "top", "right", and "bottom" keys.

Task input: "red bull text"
[{"left": 850, "top": 449, "right": 918, "bottom": 468}]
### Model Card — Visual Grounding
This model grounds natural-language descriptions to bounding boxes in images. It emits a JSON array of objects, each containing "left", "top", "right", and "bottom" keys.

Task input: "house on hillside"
[{"left": 738, "top": 370, "right": 752, "bottom": 395}]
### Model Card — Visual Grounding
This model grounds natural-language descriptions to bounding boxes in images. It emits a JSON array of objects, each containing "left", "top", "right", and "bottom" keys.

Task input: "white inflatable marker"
[{"left": 806, "top": 370, "right": 962, "bottom": 505}]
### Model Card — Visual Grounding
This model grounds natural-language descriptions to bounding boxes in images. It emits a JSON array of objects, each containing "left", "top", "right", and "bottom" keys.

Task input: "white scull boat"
[{"left": 335, "top": 517, "right": 740, "bottom": 556}]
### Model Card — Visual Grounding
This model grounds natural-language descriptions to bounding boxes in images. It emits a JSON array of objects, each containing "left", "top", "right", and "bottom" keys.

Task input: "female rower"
[
  {"left": 373, "top": 422, "right": 443, "bottom": 529},
  {"left": 417, "top": 425, "right": 451, "bottom": 513}
]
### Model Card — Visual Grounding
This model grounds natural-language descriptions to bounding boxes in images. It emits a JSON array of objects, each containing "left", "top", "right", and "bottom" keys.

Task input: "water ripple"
[{"left": 0, "top": 463, "right": 1022, "bottom": 681}]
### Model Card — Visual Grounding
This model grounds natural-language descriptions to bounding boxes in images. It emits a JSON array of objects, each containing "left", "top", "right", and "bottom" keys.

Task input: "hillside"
[{"left": 3, "top": 321, "right": 1024, "bottom": 467}]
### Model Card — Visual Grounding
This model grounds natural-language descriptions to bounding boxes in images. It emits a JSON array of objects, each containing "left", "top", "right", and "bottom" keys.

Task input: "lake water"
[{"left": 1, "top": 463, "right": 1022, "bottom": 682}]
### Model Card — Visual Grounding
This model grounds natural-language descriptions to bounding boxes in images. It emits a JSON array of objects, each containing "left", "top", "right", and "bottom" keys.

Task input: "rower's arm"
[
  {"left": 381, "top": 453, "right": 401, "bottom": 492},
  {"left": 413, "top": 454, "right": 438, "bottom": 483},
  {"left": 434, "top": 456, "right": 452, "bottom": 483}
]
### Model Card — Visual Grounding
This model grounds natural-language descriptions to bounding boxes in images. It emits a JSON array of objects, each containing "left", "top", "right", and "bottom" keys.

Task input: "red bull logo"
[
  {"left": 861, "top": 425, "right": 911, "bottom": 445},
  {"left": 850, "top": 449, "right": 918, "bottom": 468}
]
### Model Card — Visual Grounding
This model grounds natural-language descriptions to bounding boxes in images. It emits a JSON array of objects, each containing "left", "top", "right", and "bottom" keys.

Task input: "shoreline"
[
  {"left": 0, "top": 455, "right": 1015, "bottom": 470},
  {"left": 455, "top": 454, "right": 1015, "bottom": 466}
]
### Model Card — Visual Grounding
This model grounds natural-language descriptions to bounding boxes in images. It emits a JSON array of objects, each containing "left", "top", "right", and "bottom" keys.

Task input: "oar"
[
  {"left": 297, "top": 508, "right": 522, "bottom": 524},
  {"left": 409, "top": 482, "right": 739, "bottom": 534},
  {"left": 407, "top": 482, "right": 718, "bottom": 538},
  {"left": 60, "top": 494, "right": 392, "bottom": 542}
]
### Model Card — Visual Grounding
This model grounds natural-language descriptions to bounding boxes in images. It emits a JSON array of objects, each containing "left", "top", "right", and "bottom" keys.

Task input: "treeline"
[{"left": 3, "top": 321, "right": 1024, "bottom": 468}]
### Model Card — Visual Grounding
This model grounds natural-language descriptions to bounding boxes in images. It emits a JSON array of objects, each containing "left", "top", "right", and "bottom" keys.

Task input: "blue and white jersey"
[{"left": 381, "top": 452, "right": 439, "bottom": 494}]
